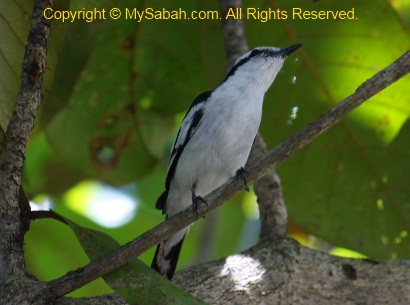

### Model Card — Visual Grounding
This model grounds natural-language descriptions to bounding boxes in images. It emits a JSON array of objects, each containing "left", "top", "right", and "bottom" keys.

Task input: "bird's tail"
[{"left": 151, "top": 228, "right": 188, "bottom": 280}]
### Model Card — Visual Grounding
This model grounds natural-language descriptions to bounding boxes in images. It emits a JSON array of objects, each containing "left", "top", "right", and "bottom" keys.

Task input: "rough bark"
[
  {"left": 0, "top": 0, "right": 52, "bottom": 279},
  {"left": 174, "top": 238, "right": 410, "bottom": 305},
  {"left": 249, "top": 136, "right": 288, "bottom": 241}
]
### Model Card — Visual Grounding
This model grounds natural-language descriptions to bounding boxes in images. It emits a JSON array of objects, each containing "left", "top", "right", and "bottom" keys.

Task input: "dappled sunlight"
[
  {"left": 290, "top": 232, "right": 368, "bottom": 259},
  {"left": 394, "top": 231, "right": 408, "bottom": 246},
  {"left": 287, "top": 105, "right": 299, "bottom": 125},
  {"left": 220, "top": 254, "right": 265, "bottom": 290},
  {"left": 349, "top": 103, "right": 408, "bottom": 144},
  {"left": 64, "top": 181, "right": 138, "bottom": 228},
  {"left": 329, "top": 247, "right": 367, "bottom": 259},
  {"left": 30, "top": 197, "right": 52, "bottom": 211},
  {"left": 241, "top": 189, "right": 259, "bottom": 220}
]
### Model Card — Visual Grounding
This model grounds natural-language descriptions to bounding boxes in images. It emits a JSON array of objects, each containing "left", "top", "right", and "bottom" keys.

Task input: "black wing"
[{"left": 155, "top": 91, "right": 212, "bottom": 212}]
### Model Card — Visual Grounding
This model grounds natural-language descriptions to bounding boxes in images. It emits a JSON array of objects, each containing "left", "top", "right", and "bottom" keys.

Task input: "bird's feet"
[
  {"left": 236, "top": 167, "right": 249, "bottom": 191},
  {"left": 191, "top": 183, "right": 208, "bottom": 219}
]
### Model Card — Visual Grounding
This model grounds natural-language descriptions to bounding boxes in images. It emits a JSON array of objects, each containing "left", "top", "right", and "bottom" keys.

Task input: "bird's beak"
[{"left": 281, "top": 44, "right": 302, "bottom": 57}]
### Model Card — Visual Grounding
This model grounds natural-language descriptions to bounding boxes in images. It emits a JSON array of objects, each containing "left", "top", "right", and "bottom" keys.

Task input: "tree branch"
[
  {"left": 250, "top": 135, "right": 288, "bottom": 240},
  {"left": 0, "top": 0, "right": 52, "bottom": 277},
  {"left": 219, "top": 0, "right": 249, "bottom": 67},
  {"left": 219, "top": 0, "right": 288, "bottom": 240},
  {"left": 174, "top": 238, "right": 410, "bottom": 304},
  {"left": 46, "top": 49, "right": 410, "bottom": 298}
]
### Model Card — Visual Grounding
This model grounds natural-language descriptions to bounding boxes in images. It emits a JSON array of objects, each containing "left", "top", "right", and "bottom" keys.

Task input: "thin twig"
[
  {"left": 47, "top": 50, "right": 410, "bottom": 297},
  {"left": 30, "top": 210, "right": 68, "bottom": 224}
]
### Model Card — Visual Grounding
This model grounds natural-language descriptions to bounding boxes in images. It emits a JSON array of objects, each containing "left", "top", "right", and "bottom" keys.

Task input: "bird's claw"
[
  {"left": 191, "top": 183, "right": 208, "bottom": 219},
  {"left": 236, "top": 167, "right": 249, "bottom": 191}
]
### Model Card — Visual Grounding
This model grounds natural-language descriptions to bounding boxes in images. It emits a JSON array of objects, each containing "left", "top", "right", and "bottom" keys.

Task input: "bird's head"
[{"left": 224, "top": 44, "right": 302, "bottom": 86}]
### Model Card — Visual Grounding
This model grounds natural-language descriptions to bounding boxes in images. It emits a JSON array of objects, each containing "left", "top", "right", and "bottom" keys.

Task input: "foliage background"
[{"left": 1, "top": 0, "right": 409, "bottom": 297}]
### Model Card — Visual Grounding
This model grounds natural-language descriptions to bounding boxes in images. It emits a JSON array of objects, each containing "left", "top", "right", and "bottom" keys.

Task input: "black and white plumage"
[{"left": 151, "top": 44, "right": 302, "bottom": 280}]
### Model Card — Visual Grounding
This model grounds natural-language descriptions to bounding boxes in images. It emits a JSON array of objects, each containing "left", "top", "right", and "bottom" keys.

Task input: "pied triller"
[{"left": 151, "top": 44, "right": 302, "bottom": 280}]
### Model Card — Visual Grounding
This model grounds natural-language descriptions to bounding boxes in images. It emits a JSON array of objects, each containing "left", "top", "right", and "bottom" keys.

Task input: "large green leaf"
[
  {"left": 43, "top": 0, "right": 226, "bottom": 186},
  {"left": 245, "top": 0, "right": 410, "bottom": 258},
  {"left": 65, "top": 217, "right": 207, "bottom": 304},
  {"left": 0, "top": 0, "right": 68, "bottom": 131},
  {"left": 25, "top": 132, "right": 86, "bottom": 196},
  {"left": 24, "top": 218, "right": 113, "bottom": 298},
  {"left": 45, "top": 12, "right": 154, "bottom": 184}
]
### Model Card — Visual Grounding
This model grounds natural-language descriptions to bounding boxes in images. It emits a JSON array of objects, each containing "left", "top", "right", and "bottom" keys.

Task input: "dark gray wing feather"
[{"left": 155, "top": 91, "right": 212, "bottom": 212}]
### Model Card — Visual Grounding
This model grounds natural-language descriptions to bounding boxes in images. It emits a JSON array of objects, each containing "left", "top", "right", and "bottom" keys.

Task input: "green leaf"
[
  {"left": 45, "top": 14, "right": 157, "bottom": 185},
  {"left": 246, "top": 0, "right": 410, "bottom": 258},
  {"left": 64, "top": 217, "right": 207, "bottom": 304},
  {"left": 43, "top": 0, "right": 225, "bottom": 186},
  {"left": 0, "top": 0, "right": 69, "bottom": 130},
  {"left": 24, "top": 218, "right": 113, "bottom": 298},
  {"left": 130, "top": 0, "right": 225, "bottom": 114},
  {"left": 389, "top": 0, "right": 410, "bottom": 30}
]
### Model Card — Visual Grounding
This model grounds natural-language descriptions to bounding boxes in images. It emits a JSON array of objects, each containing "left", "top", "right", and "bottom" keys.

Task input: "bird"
[{"left": 151, "top": 44, "right": 302, "bottom": 280}]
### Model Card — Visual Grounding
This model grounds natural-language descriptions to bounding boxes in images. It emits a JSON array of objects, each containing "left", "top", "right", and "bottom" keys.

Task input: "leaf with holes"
[{"left": 44, "top": 0, "right": 225, "bottom": 186}]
